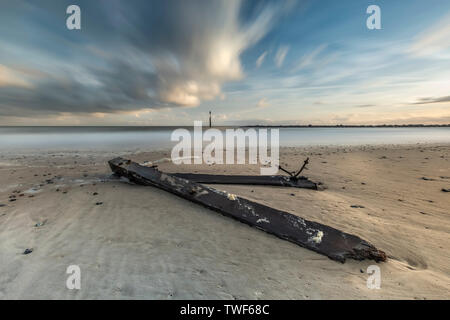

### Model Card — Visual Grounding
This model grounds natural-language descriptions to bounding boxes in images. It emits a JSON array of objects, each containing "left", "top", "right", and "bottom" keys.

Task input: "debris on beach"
[
  {"left": 173, "top": 172, "right": 319, "bottom": 189},
  {"left": 442, "top": 188, "right": 450, "bottom": 193},
  {"left": 171, "top": 158, "right": 319, "bottom": 189},
  {"left": 23, "top": 248, "right": 33, "bottom": 255},
  {"left": 109, "top": 157, "right": 387, "bottom": 263},
  {"left": 35, "top": 220, "right": 47, "bottom": 227},
  {"left": 350, "top": 205, "right": 365, "bottom": 208}
]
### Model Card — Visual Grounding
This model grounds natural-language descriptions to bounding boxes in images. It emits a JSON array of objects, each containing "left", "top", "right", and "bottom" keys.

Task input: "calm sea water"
[{"left": 0, "top": 126, "right": 449, "bottom": 151}]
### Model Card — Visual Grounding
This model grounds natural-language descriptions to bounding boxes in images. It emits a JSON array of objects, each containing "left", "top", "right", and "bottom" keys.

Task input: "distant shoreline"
[
  {"left": 0, "top": 124, "right": 449, "bottom": 128},
  {"left": 244, "top": 124, "right": 450, "bottom": 128}
]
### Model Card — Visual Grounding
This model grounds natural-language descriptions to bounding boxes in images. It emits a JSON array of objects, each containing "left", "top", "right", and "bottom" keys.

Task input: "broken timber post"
[{"left": 108, "top": 157, "right": 386, "bottom": 263}]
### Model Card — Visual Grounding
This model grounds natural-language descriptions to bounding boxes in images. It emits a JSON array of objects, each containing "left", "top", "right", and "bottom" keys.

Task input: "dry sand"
[{"left": 0, "top": 144, "right": 449, "bottom": 299}]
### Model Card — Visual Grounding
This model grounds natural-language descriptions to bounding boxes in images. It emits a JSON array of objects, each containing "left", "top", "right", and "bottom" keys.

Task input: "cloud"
[
  {"left": 256, "top": 51, "right": 268, "bottom": 68},
  {"left": 409, "top": 12, "right": 450, "bottom": 57},
  {"left": 412, "top": 96, "right": 450, "bottom": 104},
  {"left": 274, "top": 46, "right": 289, "bottom": 67},
  {"left": 257, "top": 97, "right": 269, "bottom": 108},
  {"left": 0, "top": 0, "right": 290, "bottom": 116},
  {"left": 0, "top": 65, "right": 34, "bottom": 89},
  {"left": 293, "top": 44, "right": 327, "bottom": 71}
]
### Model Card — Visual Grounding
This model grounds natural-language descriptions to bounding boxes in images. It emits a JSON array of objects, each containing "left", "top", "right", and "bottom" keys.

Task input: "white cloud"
[
  {"left": 274, "top": 46, "right": 289, "bottom": 67},
  {"left": 155, "top": 1, "right": 285, "bottom": 107},
  {"left": 293, "top": 44, "right": 327, "bottom": 71},
  {"left": 256, "top": 51, "right": 268, "bottom": 68},
  {"left": 410, "top": 12, "right": 450, "bottom": 58},
  {"left": 257, "top": 97, "right": 269, "bottom": 108},
  {"left": 0, "top": 65, "right": 33, "bottom": 88}
]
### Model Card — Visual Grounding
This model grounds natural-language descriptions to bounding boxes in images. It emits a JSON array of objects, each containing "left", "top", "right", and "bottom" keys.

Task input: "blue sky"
[{"left": 0, "top": 0, "right": 449, "bottom": 125}]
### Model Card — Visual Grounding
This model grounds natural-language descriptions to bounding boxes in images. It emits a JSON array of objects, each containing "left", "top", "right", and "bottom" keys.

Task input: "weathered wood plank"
[
  {"left": 109, "top": 157, "right": 386, "bottom": 263},
  {"left": 172, "top": 173, "right": 318, "bottom": 189}
]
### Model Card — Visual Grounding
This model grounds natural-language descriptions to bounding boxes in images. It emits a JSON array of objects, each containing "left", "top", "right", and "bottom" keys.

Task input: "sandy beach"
[{"left": 0, "top": 143, "right": 449, "bottom": 299}]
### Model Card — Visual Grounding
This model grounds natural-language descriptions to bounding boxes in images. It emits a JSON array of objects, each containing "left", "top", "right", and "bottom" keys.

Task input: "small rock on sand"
[
  {"left": 95, "top": 202, "right": 103, "bottom": 205},
  {"left": 35, "top": 220, "right": 47, "bottom": 227},
  {"left": 442, "top": 188, "right": 450, "bottom": 193},
  {"left": 350, "top": 205, "right": 365, "bottom": 208},
  {"left": 23, "top": 248, "right": 33, "bottom": 255}
]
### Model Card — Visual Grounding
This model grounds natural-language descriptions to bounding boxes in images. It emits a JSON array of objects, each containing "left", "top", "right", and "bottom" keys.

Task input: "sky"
[{"left": 0, "top": 0, "right": 449, "bottom": 126}]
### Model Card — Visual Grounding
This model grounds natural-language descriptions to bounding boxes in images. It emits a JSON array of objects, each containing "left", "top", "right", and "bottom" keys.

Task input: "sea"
[{"left": 0, "top": 126, "right": 449, "bottom": 151}]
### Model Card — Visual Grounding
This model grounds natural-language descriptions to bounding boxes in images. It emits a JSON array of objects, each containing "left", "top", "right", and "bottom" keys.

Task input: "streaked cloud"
[
  {"left": 1, "top": 0, "right": 449, "bottom": 125},
  {"left": 293, "top": 44, "right": 327, "bottom": 71},
  {"left": 413, "top": 96, "right": 450, "bottom": 104},
  {"left": 0, "top": 0, "right": 291, "bottom": 116},
  {"left": 0, "top": 65, "right": 34, "bottom": 89},
  {"left": 410, "top": 12, "right": 450, "bottom": 58},
  {"left": 274, "top": 46, "right": 289, "bottom": 67},
  {"left": 256, "top": 51, "right": 268, "bottom": 68},
  {"left": 257, "top": 97, "right": 269, "bottom": 108}
]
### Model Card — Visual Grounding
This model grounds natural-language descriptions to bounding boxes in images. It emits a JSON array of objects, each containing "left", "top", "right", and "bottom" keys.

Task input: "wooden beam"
[
  {"left": 109, "top": 157, "right": 386, "bottom": 263},
  {"left": 172, "top": 173, "right": 319, "bottom": 189}
]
